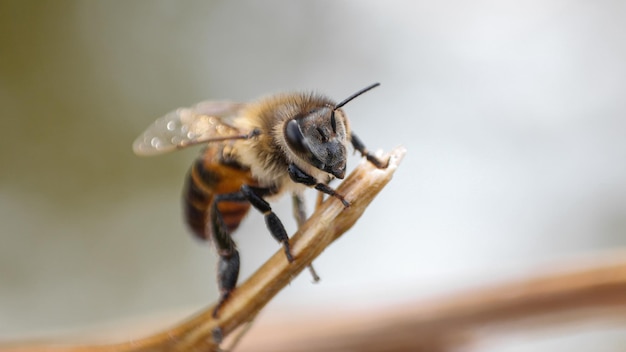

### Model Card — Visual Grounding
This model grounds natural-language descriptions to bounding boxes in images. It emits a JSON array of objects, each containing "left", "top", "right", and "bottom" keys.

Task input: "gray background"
[{"left": 2, "top": 1, "right": 626, "bottom": 350}]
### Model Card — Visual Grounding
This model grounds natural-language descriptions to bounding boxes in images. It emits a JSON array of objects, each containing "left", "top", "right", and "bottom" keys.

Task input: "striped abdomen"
[{"left": 183, "top": 146, "right": 257, "bottom": 241}]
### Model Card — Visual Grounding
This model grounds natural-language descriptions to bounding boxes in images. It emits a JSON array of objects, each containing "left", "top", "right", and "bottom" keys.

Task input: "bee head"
[
  {"left": 284, "top": 106, "right": 348, "bottom": 179},
  {"left": 283, "top": 83, "right": 380, "bottom": 179}
]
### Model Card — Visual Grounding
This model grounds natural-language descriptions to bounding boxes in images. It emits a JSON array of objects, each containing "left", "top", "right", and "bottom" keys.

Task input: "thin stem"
[{"left": 3, "top": 147, "right": 406, "bottom": 352}]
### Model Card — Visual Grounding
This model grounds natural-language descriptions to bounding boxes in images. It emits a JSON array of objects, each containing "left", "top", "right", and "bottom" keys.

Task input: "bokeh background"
[{"left": 2, "top": 1, "right": 626, "bottom": 350}]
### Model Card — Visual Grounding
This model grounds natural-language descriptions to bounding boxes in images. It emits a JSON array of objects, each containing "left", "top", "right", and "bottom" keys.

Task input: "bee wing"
[{"left": 133, "top": 101, "right": 246, "bottom": 156}]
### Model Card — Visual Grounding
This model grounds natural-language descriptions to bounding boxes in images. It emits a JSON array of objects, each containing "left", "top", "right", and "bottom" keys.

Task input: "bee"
[{"left": 133, "top": 83, "right": 387, "bottom": 317}]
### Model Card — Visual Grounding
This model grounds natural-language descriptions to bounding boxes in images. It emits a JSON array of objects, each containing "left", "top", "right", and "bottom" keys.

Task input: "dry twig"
[{"left": 2, "top": 146, "right": 406, "bottom": 352}]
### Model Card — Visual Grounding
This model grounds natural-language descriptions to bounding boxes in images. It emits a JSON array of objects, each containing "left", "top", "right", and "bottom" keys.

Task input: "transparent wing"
[{"left": 133, "top": 101, "right": 246, "bottom": 156}]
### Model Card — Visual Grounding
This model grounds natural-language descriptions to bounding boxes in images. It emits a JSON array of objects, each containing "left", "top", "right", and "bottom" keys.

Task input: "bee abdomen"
[
  {"left": 183, "top": 168, "right": 214, "bottom": 240},
  {"left": 183, "top": 153, "right": 253, "bottom": 241},
  {"left": 217, "top": 201, "right": 251, "bottom": 233}
]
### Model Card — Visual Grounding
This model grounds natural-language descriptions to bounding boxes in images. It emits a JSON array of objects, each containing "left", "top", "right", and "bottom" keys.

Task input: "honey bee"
[{"left": 133, "top": 83, "right": 387, "bottom": 317}]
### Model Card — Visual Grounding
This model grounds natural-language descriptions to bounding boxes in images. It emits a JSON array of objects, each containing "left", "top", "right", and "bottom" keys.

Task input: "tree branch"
[{"left": 3, "top": 146, "right": 406, "bottom": 352}]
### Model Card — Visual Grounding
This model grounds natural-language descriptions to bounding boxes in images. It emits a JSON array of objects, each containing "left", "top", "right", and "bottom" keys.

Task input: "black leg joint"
[
  {"left": 241, "top": 185, "right": 271, "bottom": 212},
  {"left": 351, "top": 132, "right": 388, "bottom": 169},
  {"left": 240, "top": 184, "right": 294, "bottom": 263},
  {"left": 315, "top": 183, "right": 350, "bottom": 207},
  {"left": 288, "top": 163, "right": 317, "bottom": 186},
  {"left": 266, "top": 212, "right": 293, "bottom": 262},
  {"left": 217, "top": 250, "right": 240, "bottom": 293},
  {"left": 213, "top": 250, "right": 240, "bottom": 318},
  {"left": 289, "top": 163, "right": 350, "bottom": 207},
  {"left": 211, "top": 192, "right": 247, "bottom": 252},
  {"left": 265, "top": 212, "right": 289, "bottom": 244},
  {"left": 351, "top": 132, "right": 367, "bottom": 152}
]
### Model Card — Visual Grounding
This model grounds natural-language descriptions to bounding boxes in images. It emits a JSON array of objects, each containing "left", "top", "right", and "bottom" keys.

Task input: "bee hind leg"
[
  {"left": 240, "top": 185, "right": 294, "bottom": 263},
  {"left": 210, "top": 192, "right": 247, "bottom": 318},
  {"left": 292, "top": 193, "right": 320, "bottom": 282}
]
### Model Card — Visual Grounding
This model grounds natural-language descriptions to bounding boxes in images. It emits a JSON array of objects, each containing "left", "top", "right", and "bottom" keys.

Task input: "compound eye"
[{"left": 285, "top": 119, "right": 309, "bottom": 155}]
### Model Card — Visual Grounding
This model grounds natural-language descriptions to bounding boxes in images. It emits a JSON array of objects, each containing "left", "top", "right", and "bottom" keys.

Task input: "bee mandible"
[{"left": 133, "top": 83, "right": 387, "bottom": 317}]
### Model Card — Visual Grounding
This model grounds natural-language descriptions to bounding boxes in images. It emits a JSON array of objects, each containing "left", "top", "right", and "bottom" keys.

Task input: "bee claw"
[
  {"left": 212, "top": 327, "right": 224, "bottom": 344},
  {"left": 335, "top": 194, "right": 350, "bottom": 207},
  {"left": 285, "top": 249, "right": 295, "bottom": 263}
]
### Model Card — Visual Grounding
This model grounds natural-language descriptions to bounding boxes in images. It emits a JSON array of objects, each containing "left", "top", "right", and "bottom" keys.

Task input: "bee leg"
[
  {"left": 210, "top": 192, "right": 247, "bottom": 318},
  {"left": 350, "top": 132, "right": 389, "bottom": 168},
  {"left": 291, "top": 192, "right": 308, "bottom": 228},
  {"left": 292, "top": 193, "right": 320, "bottom": 282},
  {"left": 240, "top": 185, "right": 294, "bottom": 263},
  {"left": 288, "top": 163, "right": 350, "bottom": 207}
]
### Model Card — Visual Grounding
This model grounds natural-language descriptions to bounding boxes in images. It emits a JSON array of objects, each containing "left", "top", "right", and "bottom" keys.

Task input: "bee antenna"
[{"left": 334, "top": 82, "right": 381, "bottom": 110}]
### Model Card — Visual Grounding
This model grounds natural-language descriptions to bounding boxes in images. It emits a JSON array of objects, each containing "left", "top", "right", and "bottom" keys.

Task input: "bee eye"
[{"left": 285, "top": 119, "right": 308, "bottom": 155}]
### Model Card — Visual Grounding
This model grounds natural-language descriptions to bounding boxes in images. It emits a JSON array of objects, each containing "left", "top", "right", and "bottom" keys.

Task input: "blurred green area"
[
  {"left": 1, "top": 1, "right": 197, "bottom": 206},
  {"left": 0, "top": 1, "right": 223, "bottom": 334}
]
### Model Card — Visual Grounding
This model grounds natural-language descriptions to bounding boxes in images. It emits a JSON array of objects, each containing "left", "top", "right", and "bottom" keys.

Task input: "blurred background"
[{"left": 1, "top": 1, "right": 626, "bottom": 350}]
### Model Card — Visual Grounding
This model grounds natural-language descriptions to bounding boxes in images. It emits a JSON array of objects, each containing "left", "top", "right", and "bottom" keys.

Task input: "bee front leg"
[
  {"left": 288, "top": 163, "right": 350, "bottom": 207},
  {"left": 210, "top": 192, "right": 247, "bottom": 318},
  {"left": 350, "top": 132, "right": 389, "bottom": 169},
  {"left": 240, "top": 185, "right": 295, "bottom": 263}
]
